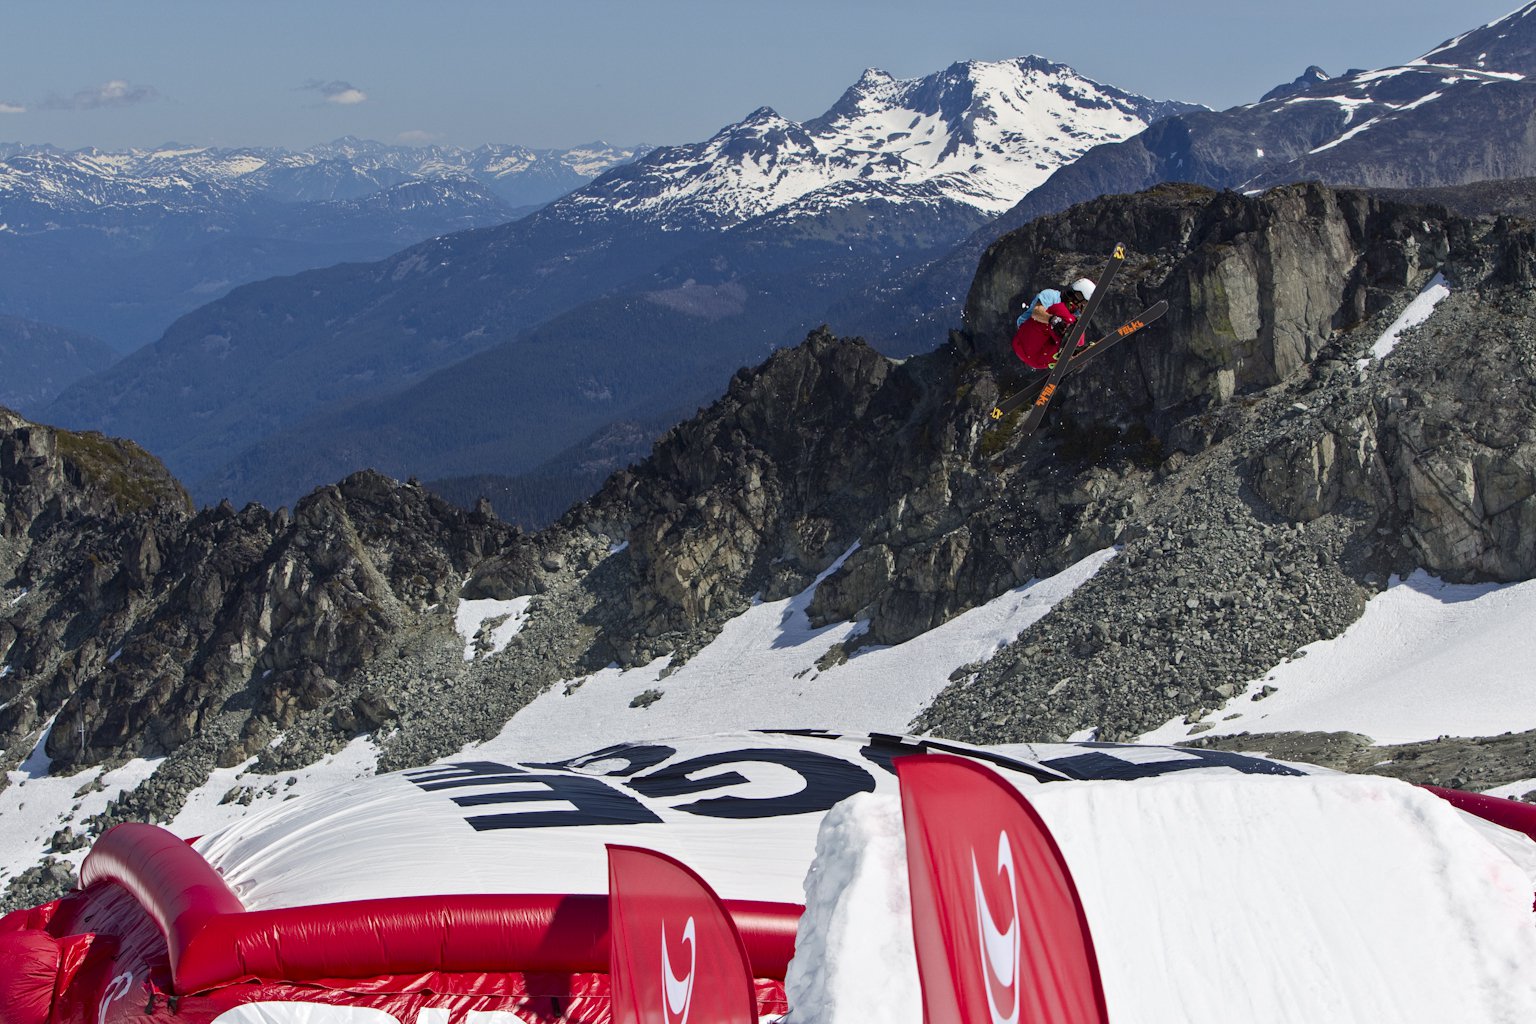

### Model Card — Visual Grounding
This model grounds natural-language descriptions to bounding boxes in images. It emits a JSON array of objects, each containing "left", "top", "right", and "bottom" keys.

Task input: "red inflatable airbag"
[
  {"left": 76, "top": 822, "right": 801, "bottom": 994},
  {"left": 0, "top": 929, "right": 61, "bottom": 1024}
]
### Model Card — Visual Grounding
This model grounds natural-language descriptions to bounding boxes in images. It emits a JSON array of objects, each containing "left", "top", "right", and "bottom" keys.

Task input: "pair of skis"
[
  {"left": 987, "top": 242, "right": 1163, "bottom": 443},
  {"left": 987, "top": 298, "right": 1167, "bottom": 425}
]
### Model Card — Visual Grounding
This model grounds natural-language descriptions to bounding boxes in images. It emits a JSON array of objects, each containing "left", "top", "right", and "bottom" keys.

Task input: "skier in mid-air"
[
  {"left": 1011, "top": 277, "right": 1095, "bottom": 372},
  {"left": 988, "top": 244, "right": 1165, "bottom": 439}
]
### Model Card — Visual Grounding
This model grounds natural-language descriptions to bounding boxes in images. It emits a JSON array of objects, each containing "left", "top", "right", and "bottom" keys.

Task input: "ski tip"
[{"left": 1112, "top": 242, "right": 1126, "bottom": 260}]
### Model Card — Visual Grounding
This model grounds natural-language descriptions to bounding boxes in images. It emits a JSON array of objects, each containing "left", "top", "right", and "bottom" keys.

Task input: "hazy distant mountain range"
[
  {"left": 0, "top": 137, "right": 647, "bottom": 213},
  {"left": 44, "top": 57, "right": 1199, "bottom": 509},
  {"left": 0, "top": 315, "right": 117, "bottom": 414},
  {"left": 0, "top": 138, "right": 647, "bottom": 354}
]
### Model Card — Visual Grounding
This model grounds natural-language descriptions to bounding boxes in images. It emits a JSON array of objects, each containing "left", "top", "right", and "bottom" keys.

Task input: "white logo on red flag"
[
  {"left": 97, "top": 971, "right": 135, "bottom": 1024},
  {"left": 972, "top": 833, "right": 1021, "bottom": 1024},
  {"left": 661, "top": 916, "right": 697, "bottom": 1024},
  {"left": 898, "top": 755, "right": 1110, "bottom": 1024}
]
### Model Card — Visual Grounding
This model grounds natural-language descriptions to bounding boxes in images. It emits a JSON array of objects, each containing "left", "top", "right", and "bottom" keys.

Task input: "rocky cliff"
[
  {"left": 0, "top": 414, "right": 516, "bottom": 796},
  {"left": 4, "top": 180, "right": 1535, "bottom": 909},
  {"left": 514, "top": 183, "right": 1535, "bottom": 664}
]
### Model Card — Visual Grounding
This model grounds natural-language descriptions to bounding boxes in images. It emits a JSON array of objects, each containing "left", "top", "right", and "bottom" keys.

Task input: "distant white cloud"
[
  {"left": 38, "top": 80, "right": 159, "bottom": 111},
  {"left": 0, "top": 102, "right": 24, "bottom": 114},
  {"left": 303, "top": 79, "right": 368, "bottom": 105},
  {"left": 395, "top": 130, "right": 439, "bottom": 145}
]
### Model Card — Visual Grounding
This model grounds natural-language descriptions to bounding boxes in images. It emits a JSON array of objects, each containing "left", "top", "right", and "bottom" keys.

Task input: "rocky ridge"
[
  {"left": 4, "top": 181, "right": 1535, "bottom": 910},
  {"left": 0, "top": 416, "right": 517, "bottom": 790}
]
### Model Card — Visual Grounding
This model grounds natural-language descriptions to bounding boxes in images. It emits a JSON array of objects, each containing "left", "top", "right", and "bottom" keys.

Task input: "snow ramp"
[{"left": 793, "top": 773, "right": 1536, "bottom": 1024}]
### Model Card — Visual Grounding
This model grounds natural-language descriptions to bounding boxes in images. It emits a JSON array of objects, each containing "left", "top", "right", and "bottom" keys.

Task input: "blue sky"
[{"left": 0, "top": 0, "right": 1523, "bottom": 152}]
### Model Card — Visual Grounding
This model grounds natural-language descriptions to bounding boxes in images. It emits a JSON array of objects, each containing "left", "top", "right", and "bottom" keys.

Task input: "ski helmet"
[{"left": 1070, "top": 277, "right": 1096, "bottom": 302}]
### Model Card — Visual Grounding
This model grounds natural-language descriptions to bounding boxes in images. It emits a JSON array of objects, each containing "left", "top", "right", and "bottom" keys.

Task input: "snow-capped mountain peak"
[
  {"left": 1414, "top": 0, "right": 1536, "bottom": 70},
  {"left": 555, "top": 56, "right": 1204, "bottom": 230}
]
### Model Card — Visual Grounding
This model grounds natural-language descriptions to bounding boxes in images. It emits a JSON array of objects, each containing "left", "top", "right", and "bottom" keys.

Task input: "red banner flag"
[
  {"left": 607, "top": 844, "right": 757, "bottom": 1024},
  {"left": 896, "top": 755, "right": 1109, "bottom": 1024}
]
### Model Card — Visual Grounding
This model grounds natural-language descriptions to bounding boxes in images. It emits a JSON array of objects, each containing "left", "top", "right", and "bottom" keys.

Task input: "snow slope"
[
  {"left": 1139, "top": 572, "right": 1536, "bottom": 746},
  {"left": 0, "top": 734, "right": 378, "bottom": 893},
  {"left": 0, "top": 549, "right": 1116, "bottom": 890},
  {"left": 6, "top": 551, "right": 1536, "bottom": 892},
  {"left": 1361, "top": 272, "right": 1452, "bottom": 366},
  {"left": 474, "top": 546, "right": 1117, "bottom": 762}
]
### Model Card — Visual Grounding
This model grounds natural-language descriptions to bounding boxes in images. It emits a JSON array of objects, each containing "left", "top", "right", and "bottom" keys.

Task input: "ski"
[
  {"left": 1009, "top": 242, "right": 1127, "bottom": 441},
  {"left": 987, "top": 300, "right": 1167, "bottom": 425}
]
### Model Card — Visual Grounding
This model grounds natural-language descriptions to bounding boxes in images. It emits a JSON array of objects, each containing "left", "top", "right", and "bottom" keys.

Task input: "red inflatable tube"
[
  {"left": 77, "top": 822, "right": 801, "bottom": 995},
  {"left": 78, "top": 821, "right": 244, "bottom": 989},
  {"left": 1424, "top": 784, "right": 1536, "bottom": 844}
]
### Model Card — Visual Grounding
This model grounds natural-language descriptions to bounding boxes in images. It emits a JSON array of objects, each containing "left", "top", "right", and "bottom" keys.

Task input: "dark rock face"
[
  {"left": 1249, "top": 292, "right": 1536, "bottom": 583},
  {"left": 1260, "top": 66, "right": 1333, "bottom": 103},
  {"left": 0, "top": 415, "right": 516, "bottom": 788},
  {"left": 911, "top": 185, "right": 1536, "bottom": 742},
  {"left": 959, "top": 183, "right": 1483, "bottom": 426}
]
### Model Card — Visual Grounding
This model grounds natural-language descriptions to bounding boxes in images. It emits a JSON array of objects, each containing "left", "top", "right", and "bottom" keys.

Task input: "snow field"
[
  {"left": 453, "top": 595, "right": 533, "bottom": 661},
  {"left": 790, "top": 775, "right": 1536, "bottom": 1024},
  {"left": 167, "top": 735, "right": 379, "bottom": 844},
  {"left": 1140, "top": 572, "right": 1536, "bottom": 746},
  {"left": 0, "top": 730, "right": 378, "bottom": 889},
  {"left": 472, "top": 548, "right": 1118, "bottom": 762},
  {"left": 1487, "top": 778, "right": 1536, "bottom": 801},
  {"left": 0, "top": 718, "right": 162, "bottom": 886}
]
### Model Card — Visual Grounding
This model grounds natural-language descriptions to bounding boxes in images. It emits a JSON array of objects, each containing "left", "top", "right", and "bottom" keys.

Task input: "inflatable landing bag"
[{"left": 0, "top": 929, "right": 61, "bottom": 1024}]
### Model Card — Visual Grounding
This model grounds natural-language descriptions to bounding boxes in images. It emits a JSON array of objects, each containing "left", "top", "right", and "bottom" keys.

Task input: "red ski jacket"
[{"left": 1011, "top": 301, "right": 1078, "bottom": 369}]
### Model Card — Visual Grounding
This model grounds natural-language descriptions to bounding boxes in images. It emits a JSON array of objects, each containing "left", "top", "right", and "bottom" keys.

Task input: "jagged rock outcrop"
[
  {"left": 1247, "top": 287, "right": 1536, "bottom": 582},
  {"left": 961, "top": 183, "right": 1484, "bottom": 409},
  {"left": 1259, "top": 66, "right": 1333, "bottom": 103},
  {"left": 1, "top": 417, "right": 517, "bottom": 792}
]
